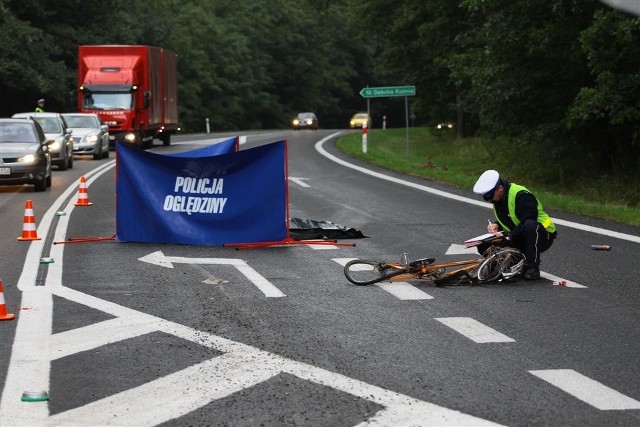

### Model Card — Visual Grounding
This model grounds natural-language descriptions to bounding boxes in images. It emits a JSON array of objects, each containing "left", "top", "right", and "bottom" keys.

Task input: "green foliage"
[{"left": 0, "top": 0, "right": 639, "bottom": 186}]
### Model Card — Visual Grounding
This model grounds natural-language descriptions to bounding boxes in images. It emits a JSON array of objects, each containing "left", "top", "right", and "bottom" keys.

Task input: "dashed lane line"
[
  {"left": 435, "top": 317, "right": 516, "bottom": 343},
  {"left": 530, "top": 369, "right": 640, "bottom": 410}
]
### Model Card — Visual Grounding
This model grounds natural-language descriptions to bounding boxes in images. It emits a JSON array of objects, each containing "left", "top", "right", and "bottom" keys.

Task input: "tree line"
[{"left": 1, "top": 0, "right": 639, "bottom": 182}]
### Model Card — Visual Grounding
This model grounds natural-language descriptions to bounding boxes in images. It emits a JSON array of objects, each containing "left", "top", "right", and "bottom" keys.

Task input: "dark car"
[
  {"left": 12, "top": 112, "right": 74, "bottom": 170},
  {"left": 0, "top": 118, "right": 53, "bottom": 191},
  {"left": 291, "top": 112, "right": 318, "bottom": 130}
]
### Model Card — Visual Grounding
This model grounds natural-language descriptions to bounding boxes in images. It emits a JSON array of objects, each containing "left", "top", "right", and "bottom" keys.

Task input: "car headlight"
[
  {"left": 84, "top": 134, "right": 98, "bottom": 143},
  {"left": 292, "top": 119, "right": 300, "bottom": 126},
  {"left": 124, "top": 133, "right": 136, "bottom": 143},
  {"left": 18, "top": 154, "right": 37, "bottom": 163},
  {"left": 305, "top": 119, "right": 312, "bottom": 125}
]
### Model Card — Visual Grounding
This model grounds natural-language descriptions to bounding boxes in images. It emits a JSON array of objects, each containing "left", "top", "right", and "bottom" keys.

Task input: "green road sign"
[{"left": 359, "top": 86, "right": 416, "bottom": 98}]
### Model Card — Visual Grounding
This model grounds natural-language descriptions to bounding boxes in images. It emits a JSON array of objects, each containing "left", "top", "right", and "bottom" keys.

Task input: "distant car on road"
[
  {"left": 62, "top": 113, "right": 110, "bottom": 160},
  {"left": 350, "top": 113, "right": 371, "bottom": 129},
  {"left": 0, "top": 118, "right": 53, "bottom": 191},
  {"left": 291, "top": 112, "right": 318, "bottom": 130},
  {"left": 12, "top": 112, "right": 74, "bottom": 170}
]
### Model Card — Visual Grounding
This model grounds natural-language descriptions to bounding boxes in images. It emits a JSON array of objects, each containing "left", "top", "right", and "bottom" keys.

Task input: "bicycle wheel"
[
  {"left": 496, "top": 248, "right": 526, "bottom": 279},
  {"left": 476, "top": 248, "right": 525, "bottom": 282},
  {"left": 476, "top": 253, "right": 502, "bottom": 282},
  {"left": 344, "top": 260, "right": 408, "bottom": 285}
]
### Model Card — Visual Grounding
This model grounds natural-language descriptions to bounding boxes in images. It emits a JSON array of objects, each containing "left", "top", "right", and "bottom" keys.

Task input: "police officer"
[
  {"left": 35, "top": 98, "right": 45, "bottom": 112},
  {"left": 473, "top": 169, "right": 557, "bottom": 280}
]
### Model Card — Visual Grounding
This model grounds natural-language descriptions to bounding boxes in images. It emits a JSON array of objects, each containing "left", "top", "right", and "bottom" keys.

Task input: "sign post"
[
  {"left": 360, "top": 85, "right": 416, "bottom": 156},
  {"left": 362, "top": 121, "right": 368, "bottom": 153}
]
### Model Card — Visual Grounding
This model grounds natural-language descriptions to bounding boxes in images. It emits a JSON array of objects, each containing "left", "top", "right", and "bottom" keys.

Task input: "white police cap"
[
  {"left": 473, "top": 170, "right": 500, "bottom": 195},
  {"left": 37, "top": 99, "right": 45, "bottom": 103}
]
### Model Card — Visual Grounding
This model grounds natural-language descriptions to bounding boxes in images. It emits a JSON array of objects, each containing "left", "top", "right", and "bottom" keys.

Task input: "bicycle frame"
[{"left": 382, "top": 258, "right": 482, "bottom": 283}]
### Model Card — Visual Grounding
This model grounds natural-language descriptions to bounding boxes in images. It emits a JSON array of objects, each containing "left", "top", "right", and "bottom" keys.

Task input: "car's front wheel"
[{"left": 34, "top": 175, "right": 47, "bottom": 192}]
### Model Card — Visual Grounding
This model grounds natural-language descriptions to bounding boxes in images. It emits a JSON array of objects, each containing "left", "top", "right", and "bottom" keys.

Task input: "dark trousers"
[{"left": 477, "top": 219, "right": 555, "bottom": 268}]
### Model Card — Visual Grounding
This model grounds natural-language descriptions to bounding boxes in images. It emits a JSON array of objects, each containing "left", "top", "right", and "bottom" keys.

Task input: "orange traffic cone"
[
  {"left": 0, "top": 279, "right": 15, "bottom": 321},
  {"left": 17, "top": 199, "right": 41, "bottom": 241},
  {"left": 74, "top": 176, "right": 93, "bottom": 206}
]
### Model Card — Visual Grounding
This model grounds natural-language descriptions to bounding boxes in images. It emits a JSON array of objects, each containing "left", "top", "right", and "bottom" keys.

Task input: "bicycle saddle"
[{"left": 409, "top": 258, "right": 435, "bottom": 267}]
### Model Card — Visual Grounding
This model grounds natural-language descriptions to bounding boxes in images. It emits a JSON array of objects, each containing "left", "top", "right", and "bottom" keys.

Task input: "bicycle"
[{"left": 343, "top": 236, "right": 525, "bottom": 286}]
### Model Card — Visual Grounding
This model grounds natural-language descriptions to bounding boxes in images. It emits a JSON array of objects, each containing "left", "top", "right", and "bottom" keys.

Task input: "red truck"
[{"left": 77, "top": 45, "right": 178, "bottom": 149}]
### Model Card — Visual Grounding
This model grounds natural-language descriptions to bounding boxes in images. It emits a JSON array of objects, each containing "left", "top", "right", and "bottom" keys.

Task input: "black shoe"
[{"left": 523, "top": 266, "right": 540, "bottom": 280}]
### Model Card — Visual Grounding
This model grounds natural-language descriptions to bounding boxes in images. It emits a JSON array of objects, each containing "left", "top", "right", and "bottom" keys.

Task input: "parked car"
[
  {"left": 291, "top": 112, "right": 318, "bottom": 130},
  {"left": 0, "top": 118, "right": 53, "bottom": 191},
  {"left": 350, "top": 112, "right": 371, "bottom": 129},
  {"left": 62, "top": 113, "right": 110, "bottom": 160},
  {"left": 12, "top": 112, "right": 74, "bottom": 170}
]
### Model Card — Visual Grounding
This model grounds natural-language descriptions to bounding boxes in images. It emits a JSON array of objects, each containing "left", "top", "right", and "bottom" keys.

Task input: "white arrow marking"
[
  {"left": 139, "top": 251, "right": 285, "bottom": 297},
  {"left": 288, "top": 177, "right": 311, "bottom": 187}
]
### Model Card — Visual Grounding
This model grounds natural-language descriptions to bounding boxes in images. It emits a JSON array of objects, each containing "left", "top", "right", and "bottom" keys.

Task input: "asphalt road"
[{"left": 1, "top": 130, "right": 639, "bottom": 426}]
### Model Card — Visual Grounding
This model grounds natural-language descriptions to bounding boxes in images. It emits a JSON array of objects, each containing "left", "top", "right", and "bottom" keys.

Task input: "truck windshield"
[{"left": 84, "top": 93, "right": 133, "bottom": 110}]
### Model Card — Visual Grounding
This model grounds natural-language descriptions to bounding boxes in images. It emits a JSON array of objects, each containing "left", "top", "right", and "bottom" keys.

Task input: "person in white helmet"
[
  {"left": 473, "top": 170, "right": 557, "bottom": 280},
  {"left": 35, "top": 98, "right": 45, "bottom": 112}
]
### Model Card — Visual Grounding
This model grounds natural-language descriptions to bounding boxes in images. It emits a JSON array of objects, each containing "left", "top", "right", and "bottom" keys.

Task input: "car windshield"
[
  {"left": 33, "top": 117, "right": 62, "bottom": 134},
  {"left": 298, "top": 113, "right": 314, "bottom": 119},
  {"left": 355, "top": 114, "right": 368, "bottom": 119},
  {"left": 83, "top": 92, "right": 133, "bottom": 110},
  {"left": 64, "top": 115, "right": 99, "bottom": 128},
  {"left": 0, "top": 123, "right": 37, "bottom": 143}
]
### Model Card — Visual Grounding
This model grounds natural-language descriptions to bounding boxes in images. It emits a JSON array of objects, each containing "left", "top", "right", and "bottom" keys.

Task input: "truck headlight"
[{"left": 124, "top": 133, "right": 136, "bottom": 143}]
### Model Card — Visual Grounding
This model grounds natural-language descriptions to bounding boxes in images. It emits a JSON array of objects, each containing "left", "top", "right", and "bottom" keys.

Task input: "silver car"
[
  {"left": 12, "top": 112, "right": 74, "bottom": 170},
  {"left": 62, "top": 113, "right": 109, "bottom": 160},
  {"left": 0, "top": 118, "right": 53, "bottom": 191}
]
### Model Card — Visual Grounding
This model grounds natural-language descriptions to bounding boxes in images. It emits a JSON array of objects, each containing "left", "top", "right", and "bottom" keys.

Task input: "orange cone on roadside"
[
  {"left": 17, "top": 199, "right": 41, "bottom": 241},
  {"left": 74, "top": 176, "right": 93, "bottom": 206},
  {"left": 0, "top": 279, "right": 15, "bottom": 321}
]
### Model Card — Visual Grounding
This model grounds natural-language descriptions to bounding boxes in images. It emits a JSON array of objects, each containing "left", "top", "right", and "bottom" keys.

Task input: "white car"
[{"left": 62, "top": 113, "right": 110, "bottom": 160}]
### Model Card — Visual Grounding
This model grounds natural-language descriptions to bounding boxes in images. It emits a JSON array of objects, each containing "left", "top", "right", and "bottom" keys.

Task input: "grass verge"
[{"left": 335, "top": 128, "right": 640, "bottom": 227}]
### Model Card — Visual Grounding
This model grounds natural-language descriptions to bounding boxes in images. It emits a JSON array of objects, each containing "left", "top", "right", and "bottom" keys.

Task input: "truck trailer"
[{"left": 77, "top": 45, "right": 178, "bottom": 149}]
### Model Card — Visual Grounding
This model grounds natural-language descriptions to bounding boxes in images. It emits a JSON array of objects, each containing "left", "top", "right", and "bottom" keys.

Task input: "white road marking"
[
  {"left": 138, "top": 251, "right": 285, "bottom": 297},
  {"left": 540, "top": 272, "right": 587, "bottom": 288},
  {"left": 530, "top": 369, "right": 640, "bottom": 410},
  {"left": 307, "top": 243, "right": 339, "bottom": 249},
  {"left": 446, "top": 244, "right": 480, "bottom": 255},
  {"left": 376, "top": 282, "right": 434, "bottom": 300},
  {"left": 435, "top": 317, "right": 515, "bottom": 343},
  {"left": 289, "top": 176, "right": 311, "bottom": 187}
]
